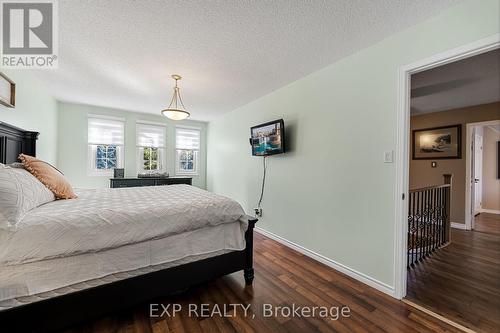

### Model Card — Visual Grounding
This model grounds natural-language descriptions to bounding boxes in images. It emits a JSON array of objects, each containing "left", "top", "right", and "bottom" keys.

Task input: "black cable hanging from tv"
[{"left": 257, "top": 156, "right": 267, "bottom": 209}]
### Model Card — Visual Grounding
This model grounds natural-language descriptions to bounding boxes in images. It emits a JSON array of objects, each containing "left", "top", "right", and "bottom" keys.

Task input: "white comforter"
[{"left": 0, "top": 185, "right": 246, "bottom": 265}]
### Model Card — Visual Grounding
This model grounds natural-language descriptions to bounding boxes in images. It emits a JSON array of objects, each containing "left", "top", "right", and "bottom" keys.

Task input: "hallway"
[{"left": 406, "top": 213, "right": 500, "bottom": 332}]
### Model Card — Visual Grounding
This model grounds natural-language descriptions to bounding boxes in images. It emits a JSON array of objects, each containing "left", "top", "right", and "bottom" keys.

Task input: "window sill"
[
  {"left": 87, "top": 171, "right": 114, "bottom": 177},
  {"left": 176, "top": 173, "right": 198, "bottom": 177}
]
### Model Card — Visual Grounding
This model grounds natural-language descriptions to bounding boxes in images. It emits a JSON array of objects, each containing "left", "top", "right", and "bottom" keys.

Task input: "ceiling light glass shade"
[
  {"left": 161, "top": 74, "right": 190, "bottom": 121},
  {"left": 161, "top": 108, "right": 190, "bottom": 120}
]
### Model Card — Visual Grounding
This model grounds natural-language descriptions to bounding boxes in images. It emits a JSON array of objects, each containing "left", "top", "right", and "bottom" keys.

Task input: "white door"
[{"left": 473, "top": 131, "right": 483, "bottom": 216}]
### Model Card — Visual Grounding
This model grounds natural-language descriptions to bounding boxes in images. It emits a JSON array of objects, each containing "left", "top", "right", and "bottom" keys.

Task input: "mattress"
[
  {"left": 0, "top": 184, "right": 246, "bottom": 265},
  {"left": 0, "top": 184, "right": 248, "bottom": 309},
  {"left": 0, "top": 221, "right": 247, "bottom": 309}
]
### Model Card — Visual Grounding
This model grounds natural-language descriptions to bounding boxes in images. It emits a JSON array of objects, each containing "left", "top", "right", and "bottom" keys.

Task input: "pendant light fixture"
[{"left": 161, "top": 74, "right": 190, "bottom": 120}]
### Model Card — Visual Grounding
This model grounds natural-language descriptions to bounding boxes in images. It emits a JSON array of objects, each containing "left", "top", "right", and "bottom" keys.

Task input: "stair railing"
[{"left": 407, "top": 174, "right": 452, "bottom": 267}]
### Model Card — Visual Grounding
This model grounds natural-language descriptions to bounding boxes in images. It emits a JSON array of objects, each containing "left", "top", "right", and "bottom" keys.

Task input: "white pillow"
[
  {"left": 0, "top": 163, "right": 55, "bottom": 230},
  {"left": 8, "top": 162, "right": 25, "bottom": 169}
]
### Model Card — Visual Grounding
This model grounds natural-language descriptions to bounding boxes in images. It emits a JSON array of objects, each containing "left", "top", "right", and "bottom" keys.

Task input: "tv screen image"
[{"left": 250, "top": 119, "right": 285, "bottom": 156}]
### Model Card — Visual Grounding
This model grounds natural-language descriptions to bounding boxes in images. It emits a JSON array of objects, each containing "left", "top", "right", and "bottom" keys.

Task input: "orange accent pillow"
[{"left": 19, "top": 154, "right": 77, "bottom": 199}]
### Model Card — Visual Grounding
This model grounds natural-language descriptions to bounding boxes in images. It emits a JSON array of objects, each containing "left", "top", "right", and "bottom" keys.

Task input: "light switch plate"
[{"left": 384, "top": 150, "right": 394, "bottom": 163}]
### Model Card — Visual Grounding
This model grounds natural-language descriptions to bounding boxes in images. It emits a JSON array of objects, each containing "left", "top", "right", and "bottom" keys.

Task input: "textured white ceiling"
[
  {"left": 411, "top": 48, "right": 500, "bottom": 115},
  {"left": 35, "top": 0, "right": 460, "bottom": 121}
]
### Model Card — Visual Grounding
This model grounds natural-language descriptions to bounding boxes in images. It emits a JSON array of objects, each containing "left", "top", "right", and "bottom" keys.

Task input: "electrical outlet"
[{"left": 254, "top": 208, "right": 262, "bottom": 218}]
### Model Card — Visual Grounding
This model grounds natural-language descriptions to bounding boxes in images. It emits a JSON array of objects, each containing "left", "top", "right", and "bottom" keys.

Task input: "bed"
[{"left": 0, "top": 122, "right": 257, "bottom": 332}]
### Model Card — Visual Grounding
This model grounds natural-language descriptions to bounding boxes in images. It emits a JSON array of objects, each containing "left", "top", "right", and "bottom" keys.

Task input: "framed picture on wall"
[
  {"left": 0, "top": 72, "right": 15, "bottom": 108},
  {"left": 412, "top": 124, "right": 461, "bottom": 160}
]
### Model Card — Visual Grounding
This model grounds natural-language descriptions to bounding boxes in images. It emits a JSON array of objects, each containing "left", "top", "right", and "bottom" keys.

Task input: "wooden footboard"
[{"left": 0, "top": 217, "right": 257, "bottom": 333}]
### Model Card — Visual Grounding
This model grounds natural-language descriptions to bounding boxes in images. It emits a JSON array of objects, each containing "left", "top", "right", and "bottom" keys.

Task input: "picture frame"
[
  {"left": 0, "top": 72, "right": 15, "bottom": 108},
  {"left": 412, "top": 124, "right": 461, "bottom": 160}
]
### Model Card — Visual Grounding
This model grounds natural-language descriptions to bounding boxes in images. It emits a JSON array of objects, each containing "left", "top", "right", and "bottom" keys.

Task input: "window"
[
  {"left": 88, "top": 115, "right": 125, "bottom": 176},
  {"left": 142, "top": 147, "right": 159, "bottom": 171},
  {"left": 136, "top": 122, "right": 166, "bottom": 173},
  {"left": 175, "top": 127, "right": 200, "bottom": 175},
  {"left": 96, "top": 145, "right": 118, "bottom": 169}
]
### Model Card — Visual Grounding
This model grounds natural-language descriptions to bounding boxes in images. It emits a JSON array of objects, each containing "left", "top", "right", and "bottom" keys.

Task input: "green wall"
[
  {"left": 0, "top": 70, "right": 58, "bottom": 165},
  {"left": 58, "top": 102, "right": 207, "bottom": 189},
  {"left": 207, "top": 0, "right": 500, "bottom": 290}
]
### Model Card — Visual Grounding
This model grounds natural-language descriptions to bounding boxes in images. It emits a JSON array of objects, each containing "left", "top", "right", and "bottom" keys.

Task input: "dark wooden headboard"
[{"left": 0, "top": 122, "right": 39, "bottom": 164}]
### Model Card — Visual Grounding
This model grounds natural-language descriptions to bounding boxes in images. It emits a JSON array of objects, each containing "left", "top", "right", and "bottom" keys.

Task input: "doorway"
[
  {"left": 474, "top": 128, "right": 482, "bottom": 216},
  {"left": 394, "top": 34, "right": 500, "bottom": 332},
  {"left": 466, "top": 119, "right": 500, "bottom": 230}
]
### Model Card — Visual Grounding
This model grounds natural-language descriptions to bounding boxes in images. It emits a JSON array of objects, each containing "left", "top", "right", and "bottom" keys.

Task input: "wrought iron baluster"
[
  {"left": 428, "top": 188, "right": 433, "bottom": 254},
  {"left": 442, "top": 188, "right": 446, "bottom": 244},
  {"left": 411, "top": 191, "right": 416, "bottom": 266},
  {"left": 432, "top": 187, "right": 437, "bottom": 252},
  {"left": 439, "top": 188, "right": 442, "bottom": 247},
  {"left": 407, "top": 194, "right": 411, "bottom": 268},
  {"left": 418, "top": 190, "right": 423, "bottom": 262},
  {"left": 424, "top": 189, "right": 429, "bottom": 258},
  {"left": 408, "top": 192, "right": 411, "bottom": 267},
  {"left": 430, "top": 188, "right": 434, "bottom": 253},
  {"left": 429, "top": 188, "right": 433, "bottom": 253},
  {"left": 443, "top": 187, "right": 450, "bottom": 244},
  {"left": 414, "top": 191, "right": 418, "bottom": 264},
  {"left": 433, "top": 187, "right": 437, "bottom": 251}
]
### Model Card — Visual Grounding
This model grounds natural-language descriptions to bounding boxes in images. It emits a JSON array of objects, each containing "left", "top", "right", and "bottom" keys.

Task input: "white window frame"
[
  {"left": 87, "top": 114, "right": 125, "bottom": 177},
  {"left": 175, "top": 126, "right": 201, "bottom": 176},
  {"left": 136, "top": 121, "right": 167, "bottom": 174}
]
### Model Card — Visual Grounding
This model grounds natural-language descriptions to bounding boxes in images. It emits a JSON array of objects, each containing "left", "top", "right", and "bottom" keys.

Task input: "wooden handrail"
[
  {"left": 409, "top": 184, "right": 451, "bottom": 193},
  {"left": 410, "top": 174, "right": 453, "bottom": 193}
]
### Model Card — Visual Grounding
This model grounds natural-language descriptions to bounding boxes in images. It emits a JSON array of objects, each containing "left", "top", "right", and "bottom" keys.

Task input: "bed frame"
[{"left": 0, "top": 122, "right": 257, "bottom": 332}]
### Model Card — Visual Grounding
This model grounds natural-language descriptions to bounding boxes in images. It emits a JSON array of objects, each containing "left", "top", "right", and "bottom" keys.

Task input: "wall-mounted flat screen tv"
[{"left": 250, "top": 119, "right": 285, "bottom": 156}]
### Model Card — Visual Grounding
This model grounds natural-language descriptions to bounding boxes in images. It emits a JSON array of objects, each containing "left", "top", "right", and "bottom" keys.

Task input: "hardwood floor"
[
  {"left": 406, "top": 213, "right": 500, "bottom": 333},
  {"left": 63, "top": 232, "right": 462, "bottom": 333}
]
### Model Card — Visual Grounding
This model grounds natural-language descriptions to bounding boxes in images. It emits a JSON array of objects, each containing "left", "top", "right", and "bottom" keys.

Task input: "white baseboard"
[
  {"left": 451, "top": 222, "right": 467, "bottom": 230},
  {"left": 254, "top": 227, "right": 396, "bottom": 297},
  {"left": 480, "top": 209, "right": 500, "bottom": 215}
]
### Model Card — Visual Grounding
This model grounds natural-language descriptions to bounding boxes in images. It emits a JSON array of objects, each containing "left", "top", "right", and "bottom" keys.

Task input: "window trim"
[
  {"left": 136, "top": 119, "right": 167, "bottom": 127},
  {"left": 87, "top": 114, "right": 126, "bottom": 122},
  {"left": 175, "top": 124, "right": 202, "bottom": 131}
]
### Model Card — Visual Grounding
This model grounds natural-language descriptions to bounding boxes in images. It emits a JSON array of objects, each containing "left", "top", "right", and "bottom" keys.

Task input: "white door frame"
[
  {"left": 466, "top": 120, "right": 500, "bottom": 230},
  {"left": 393, "top": 33, "right": 500, "bottom": 299}
]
